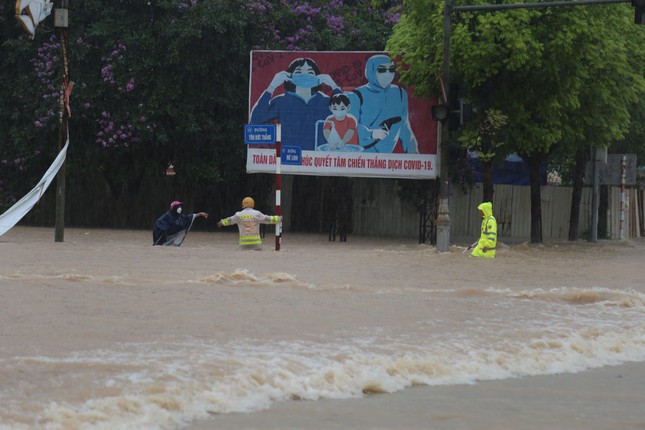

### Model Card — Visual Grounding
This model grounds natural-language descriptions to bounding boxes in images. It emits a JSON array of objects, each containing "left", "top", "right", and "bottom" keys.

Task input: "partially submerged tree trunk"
[
  {"left": 527, "top": 152, "right": 543, "bottom": 243},
  {"left": 568, "top": 148, "right": 587, "bottom": 240}
]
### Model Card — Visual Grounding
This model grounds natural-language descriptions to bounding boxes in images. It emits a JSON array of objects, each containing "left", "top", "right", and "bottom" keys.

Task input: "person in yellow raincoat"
[
  {"left": 217, "top": 197, "right": 281, "bottom": 250},
  {"left": 471, "top": 201, "right": 497, "bottom": 258}
]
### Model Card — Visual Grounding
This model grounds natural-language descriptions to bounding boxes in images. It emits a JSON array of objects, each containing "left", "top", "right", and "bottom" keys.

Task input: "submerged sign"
[{"left": 246, "top": 51, "right": 439, "bottom": 179}]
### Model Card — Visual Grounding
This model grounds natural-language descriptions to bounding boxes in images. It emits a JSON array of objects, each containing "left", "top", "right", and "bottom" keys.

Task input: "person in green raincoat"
[{"left": 471, "top": 201, "right": 497, "bottom": 258}]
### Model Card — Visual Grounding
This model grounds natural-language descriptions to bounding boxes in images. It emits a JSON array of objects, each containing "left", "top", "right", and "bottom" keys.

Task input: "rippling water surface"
[{"left": 1, "top": 228, "right": 644, "bottom": 430}]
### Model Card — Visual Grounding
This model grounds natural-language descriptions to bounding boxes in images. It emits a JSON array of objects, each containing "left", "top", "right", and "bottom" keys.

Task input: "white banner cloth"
[{"left": 0, "top": 136, "right": 69, "bottom": 236}]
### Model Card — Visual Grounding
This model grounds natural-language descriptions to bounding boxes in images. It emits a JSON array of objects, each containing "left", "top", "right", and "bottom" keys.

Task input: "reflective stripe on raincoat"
[
  {"left": 220, "top": 208, "right": 280, "bottom": 247},
  {"left": 472, "top": 202, "right": 497, "bottom": 258}
]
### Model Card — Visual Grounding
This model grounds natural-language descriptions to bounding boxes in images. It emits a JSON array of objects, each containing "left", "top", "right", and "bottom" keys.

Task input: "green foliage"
[
  {"left": 388, "top": 0, "right": 645, "bottom": 160},
  {"left": 0, "top": 0, "right": 400, "bottom": 227},
  {"left": 457, "top": 108, "right": 507, "bottom": 162}
]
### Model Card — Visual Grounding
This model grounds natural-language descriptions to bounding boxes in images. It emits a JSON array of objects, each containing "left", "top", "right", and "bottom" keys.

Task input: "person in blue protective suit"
[
  {"left": 347, "top": 55, "right": 419, "bottom": 154},
  {"left": 250, "top": 57, "right": 341, "bottom": 151},
  {"left": 153, "top": 201, "right": 208, "bottom": 246}
]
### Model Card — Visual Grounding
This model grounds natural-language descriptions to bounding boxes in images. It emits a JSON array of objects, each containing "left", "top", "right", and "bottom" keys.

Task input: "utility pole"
[
  {"left": 54, "top": 1, "right": 70, "bottom": 242},
  {"left": 435, "top": 0, "right": 452, "bottom": 253}
]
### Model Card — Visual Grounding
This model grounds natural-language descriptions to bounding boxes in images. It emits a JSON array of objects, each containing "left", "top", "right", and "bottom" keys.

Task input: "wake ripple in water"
[{"left": 1, "top": 323, "right": 645, "bottom": 430}]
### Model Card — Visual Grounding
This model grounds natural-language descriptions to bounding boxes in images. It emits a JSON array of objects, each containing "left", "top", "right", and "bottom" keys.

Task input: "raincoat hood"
[
  {"left": 364, "top": 54, "right": 393, "bottom": 92},
  {"left": 478, "top": 202, "right": 493, "bottom": 218}
]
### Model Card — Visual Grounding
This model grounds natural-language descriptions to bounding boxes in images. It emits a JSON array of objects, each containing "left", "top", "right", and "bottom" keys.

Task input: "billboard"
[{"left": 247, "top": 51, "right": 439, "bottom": 179}]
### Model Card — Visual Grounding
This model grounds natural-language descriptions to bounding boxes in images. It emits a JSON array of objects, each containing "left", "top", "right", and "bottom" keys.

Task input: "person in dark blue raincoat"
[
  {"left": 250, "top": 57, "right": 341, "bottom": 151},
  {"left": 347, "top": 54, "right": 419, "bottom": 154},
  {"left": 153, "top": 201, "right": 208, "bottom": 246}
]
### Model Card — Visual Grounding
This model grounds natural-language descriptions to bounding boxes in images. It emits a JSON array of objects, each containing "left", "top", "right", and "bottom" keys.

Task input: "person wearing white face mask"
[
  {"left": 153, "top": 200, "right": 208, "bottom": 246},
  {"left": 322, "top": 94, "right": 358, "bottom": 150},
  {"left": 250, "top": 57, "right": 341, "bottom": 151},
  {"left": 347, "top": 55, "right": 419, "bottom": 154}
]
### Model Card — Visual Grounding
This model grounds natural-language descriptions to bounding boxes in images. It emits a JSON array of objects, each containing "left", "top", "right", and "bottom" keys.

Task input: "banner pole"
[
  {"left": 275, "top": 124, "right": 282, "bottom": 251},
  {"left": 55, "top": 5, "right": 70, "bottom": 243}
]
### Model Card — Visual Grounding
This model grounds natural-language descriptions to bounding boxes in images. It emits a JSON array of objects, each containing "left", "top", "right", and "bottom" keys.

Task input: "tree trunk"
[
  {"left": 568, "top": 148, "right": 587, "bottom": 240},
  {"left": 599, "top": 185, "right": 608, "bottom": 239},
  {"left": 482, "top": 160, "right": 494, "bottom": 202},
  {"left": 527, "top": 152, "right": 543, "bottom": 243}
]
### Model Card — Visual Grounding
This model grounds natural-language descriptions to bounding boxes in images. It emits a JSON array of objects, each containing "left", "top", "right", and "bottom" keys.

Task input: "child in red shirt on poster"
[{"left": 322, "top": 94, "right": 359, "bottom": 150}]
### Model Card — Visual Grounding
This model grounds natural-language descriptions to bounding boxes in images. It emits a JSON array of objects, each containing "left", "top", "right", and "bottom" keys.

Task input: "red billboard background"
[{"left": 249, "top": 51, "right": 437, "bottom": 155}]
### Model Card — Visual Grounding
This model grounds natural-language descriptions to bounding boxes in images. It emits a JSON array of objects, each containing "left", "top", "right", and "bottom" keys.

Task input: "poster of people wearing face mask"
[{"left": 247, "top": 51, "right": 438, "bottom": 179}]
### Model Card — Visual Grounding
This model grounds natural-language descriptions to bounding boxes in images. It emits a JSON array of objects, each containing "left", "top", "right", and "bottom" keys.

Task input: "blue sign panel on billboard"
[
  {"left": 281, "top": 145, "right": 301, "bottom": 165},
  {"left": 244, "top": 124, "right": 276, "bottom": 144}
]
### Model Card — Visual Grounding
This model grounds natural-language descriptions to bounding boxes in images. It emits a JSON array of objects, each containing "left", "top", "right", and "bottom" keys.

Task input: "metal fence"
[{"left": 350, "top": 178, "right": 644, "bottom": 242}]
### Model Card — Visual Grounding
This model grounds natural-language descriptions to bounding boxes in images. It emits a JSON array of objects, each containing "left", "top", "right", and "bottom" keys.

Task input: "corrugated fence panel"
[
  {"left": 352, "top": 178, "right": 418, "bottom": 237},
  {"left": 544, "top": 186, "right": 572, "bottom": 240},
  {"left": 579, "top": 186, "right": 592, "bottom": 237},
  {"left": 448, "top": 188, "right": 467, "bottom": 237},
  {"left": 451, "top": 184, "right": 482, "bottom": 237},
  {"left": 493, "top": 185, "right": 514, "bottom": 239},
  {"left": 348, "top": 181, "right": 635, "bottom": 241},
  {"left": 510, "top": 186, "right": 531, "bottom": 240}
]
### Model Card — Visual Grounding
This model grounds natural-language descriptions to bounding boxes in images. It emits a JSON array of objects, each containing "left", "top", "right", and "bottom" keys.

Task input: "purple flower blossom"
[
  {"left": 101, "top": 64, "right": 113, "bottom": 82},
  {"left": 31, "top": 34, "right": 60, "bottom": 129},
  {"left": 327, "top": 15, "right": 344, "bottom": 33},
  {"left": 246, "top": 0, "right": 272, "bottom": 11},
  {"left": 384, "top": 11, "right": 401, "bottom": 25}
]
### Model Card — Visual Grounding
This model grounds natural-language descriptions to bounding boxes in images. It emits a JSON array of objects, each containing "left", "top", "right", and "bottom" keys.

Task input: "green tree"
[
  {"left": 457, "top": 108, "right": 507, "bottom": 202},
  {"left": 388, "top": 0, "right": 644, "bottom": 242},
  {"left": 1, "top": 0, "right": 402, "bottom": 230}
]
